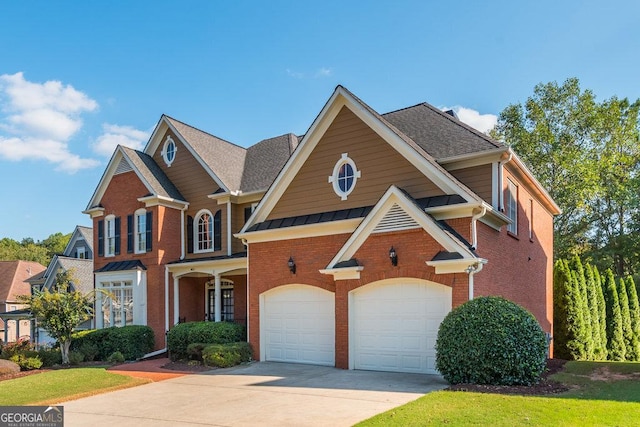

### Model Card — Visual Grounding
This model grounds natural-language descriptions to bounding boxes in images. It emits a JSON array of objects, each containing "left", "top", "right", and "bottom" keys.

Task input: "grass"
[
  {"left": 357, "top": 361, "right": 640, "bottom": 426},
  {"left": 0, "top": 368, "right": 150, "bottom": 405}
]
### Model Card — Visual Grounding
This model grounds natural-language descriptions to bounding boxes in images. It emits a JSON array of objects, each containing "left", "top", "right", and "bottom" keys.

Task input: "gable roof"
[
  {"left": 0, "top": 261, "right": 46, "bottom": 302},
  {"left": 240, "top": 133, "right": 298, "bottom": 193},
  {"left": 41, "top": 256, "right": 94, "bottom": 294},
  {"left": 63, "top": 225, "right": 93, "bottom": 258},
  {"left": 84, "top": 145, "right": 186, "bottom": 212},
  {"left": 163, "top": 116, "right": 247, "bottom": 192},
  {"left": 241, "top": 85, "right": 486, "bottom": 233},
  {"left": 383, "top": 103, "right": 504, "bottom": 159},
  {"left": 324, "top": 186, "right": 480, "bottom": 270}
]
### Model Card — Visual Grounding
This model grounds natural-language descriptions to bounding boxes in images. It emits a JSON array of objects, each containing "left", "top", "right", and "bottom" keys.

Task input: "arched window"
[{"left": 194, "top": 209, "right": 221, "bottom": 253}]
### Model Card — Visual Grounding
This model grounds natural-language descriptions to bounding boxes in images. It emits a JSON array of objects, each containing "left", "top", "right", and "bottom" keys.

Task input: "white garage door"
[
  {"left": 352, "top": 279, "right": 451, "bottom": 374},
  {"left": 261, "top": 285, "right": 335, "bottom": 366}
]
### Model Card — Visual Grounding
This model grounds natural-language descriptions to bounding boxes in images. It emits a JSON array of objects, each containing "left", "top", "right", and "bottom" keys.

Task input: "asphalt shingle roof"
[
  {"left": 120, "top": 146, "right": 185, "bottom": 201},
  {"left": 0, "top": 261, "right": 46, "bottom": 302},
  {"left": 165, "top": 116, "right": 247, "bottom": 192},
  {"left": 240, "top": 133, "right": 298, "bottom": 193},
  {"left": 56, "top": 257, "right": 94, "bottom": 294},
  {"left": 382, "top": 103, "right": 504, "bottom": 159}
]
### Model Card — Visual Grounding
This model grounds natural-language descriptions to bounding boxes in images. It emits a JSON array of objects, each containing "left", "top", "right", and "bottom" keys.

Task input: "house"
[
  {"left": 84, "top": 86, "right": 559, "bottom": 374},
  {"left": 0, "top": 260, "right": 46, "bottom": 343},
  {"left": 25, "top": 226, "right": 94, "bottom": 347}
]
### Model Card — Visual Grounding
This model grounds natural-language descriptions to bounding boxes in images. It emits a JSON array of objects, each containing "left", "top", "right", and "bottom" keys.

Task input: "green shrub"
[
  {"left": 107, "top": 351, "right": 125, "bottom": 364},
  {"left": 9, "top": 354, "right": 43, "bottom": 371},
  {"left": 68, "top": 350, "right": 85, "bottom": 365},
  {"left": 0, "top": 338, "right": 33, "bottom": 359},
  {"left": 436, "top": 296, "right": 547, "bottom": 386},
  {"left": 202, "top": 342, "right": 252, "bottom": 368},
  {"left": 186, "top": 343, "right": 208, "bottom": 361},
  {"left": 78, "top": 343, "right": 100, "bottom": 362},
  {"left": 37, "top": 348, "right": 62, "bottom": 367},
  {"left": 167, "top": 322, "right": 246, "bottom": 361},
  {"left": 71, "top": 326, "right": 155, "bottom": 361},
  {"left": 0, "top": 358, "right": 20, "bottom": 375}
]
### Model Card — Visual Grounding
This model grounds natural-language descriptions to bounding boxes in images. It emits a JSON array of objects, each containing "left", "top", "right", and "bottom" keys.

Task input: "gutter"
[
  {"left": 466, "top": 262, "right": 484, "bottom": 300},
  {"left": 470, "top": 206, "right": 487, "bottom": 250}
]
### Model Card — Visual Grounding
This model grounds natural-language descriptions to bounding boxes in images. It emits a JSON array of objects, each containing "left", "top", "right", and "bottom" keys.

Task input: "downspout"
[
  {"left": 471, "top": 206, "right": 487, "bottom": 250},
  {"left": 498, "top": 151, "right": 514, "bottom": 212},
  {"left": 466, "top": 262, "right": 484, "bottom": 300},
  {"left": 227, "top": 201, "right": 232, "bottom": 256},
  {"left": 245, "top": 239, "right": 250, "bottom": 342}
]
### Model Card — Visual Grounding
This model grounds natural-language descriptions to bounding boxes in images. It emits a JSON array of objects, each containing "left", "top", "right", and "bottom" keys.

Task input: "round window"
[
  {"left": 162, "top": 136, "right": 177, "bottom": 166},
  {"left": 329, "top": 153, "right": 361, "bottom": 200}
]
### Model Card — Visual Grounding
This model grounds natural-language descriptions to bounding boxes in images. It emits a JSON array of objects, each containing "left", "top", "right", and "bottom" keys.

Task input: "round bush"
[{"left": 435, "top": 296, "right": 547, "bottom": 385}]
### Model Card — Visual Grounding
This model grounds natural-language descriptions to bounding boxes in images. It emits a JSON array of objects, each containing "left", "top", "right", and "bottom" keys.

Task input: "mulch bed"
[
  {"left": 161, "top": 360, "right": 215, "bottom": 373},
  {"left": 446, "top": 359, "right": 569, "bottom": 395}
]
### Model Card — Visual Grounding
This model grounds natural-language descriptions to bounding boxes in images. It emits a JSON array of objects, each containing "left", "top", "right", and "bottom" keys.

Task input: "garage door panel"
[
  {"left": 262, "top": 285, "right": 335, "bottom": 366},
  {"left": 352, "top": 280, "right": 451, "bottom": 374}
]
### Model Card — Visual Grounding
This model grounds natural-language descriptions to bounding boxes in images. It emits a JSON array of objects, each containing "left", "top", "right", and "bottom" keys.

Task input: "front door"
[{"left": 208, "top": 288, "right": 234, "bottom": 321}]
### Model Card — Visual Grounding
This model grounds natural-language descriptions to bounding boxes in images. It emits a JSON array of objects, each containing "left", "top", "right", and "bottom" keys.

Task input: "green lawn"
[
  {"left": 357, "top": 361, "right": 640, "bottom": 426},
  {"left": 0, "top": 368, "right": 149, "bottom": 405}
]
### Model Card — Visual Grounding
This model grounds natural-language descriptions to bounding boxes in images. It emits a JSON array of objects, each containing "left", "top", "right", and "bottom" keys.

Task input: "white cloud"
[
  {"left": 286, "top": 67, "right": 333, "bottom": 79},
  {"left": 0, "top": 72, "right": 100, "bottom": 173},
  {"left": 441, "top": 106, "right": 498, "bottom": 134},
  {"left": 94, "top": 123, "right": 150, "bottom": 156},
  {"left": 315, "top": 67, "right": 332, "bottom": 78}
]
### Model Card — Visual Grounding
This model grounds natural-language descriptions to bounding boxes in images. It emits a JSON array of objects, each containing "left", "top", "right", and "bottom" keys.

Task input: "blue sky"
[{"left": 1, "top": 1, "right": 638, "bottom": 242}]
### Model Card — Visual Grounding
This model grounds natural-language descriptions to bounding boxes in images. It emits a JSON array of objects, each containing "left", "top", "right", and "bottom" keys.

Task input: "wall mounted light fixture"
[
  {"left": 389, "top": 246, "right": 398, "bottom": 266},
  {"left": 288, "top": 256, "right": 296, "bottom": 274}
]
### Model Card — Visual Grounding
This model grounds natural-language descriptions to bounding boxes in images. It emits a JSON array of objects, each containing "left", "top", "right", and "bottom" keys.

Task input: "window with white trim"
[
  {"left": 328, "top": 153, "right": 361, "bottom": 200},
  {"left": 162, "top": 135, "right": 177, "bottom": 166},
  {"left": 105, "top": 215, "right": 116, "bottom": 256},
  {"left": 135, "top": 209, "right": 146, "bottom": 253},
  {"left": 99, "top": 280, "right": 134, "bottom": 327},
  {"left": 506, "top": 179, "right": 518, "bottom": 234},
  {"left": 76, "top": 246, "right": 86, "bottom": 259},
  {"left": 196, "top": 211, "right": 213, "bottom": 252}
]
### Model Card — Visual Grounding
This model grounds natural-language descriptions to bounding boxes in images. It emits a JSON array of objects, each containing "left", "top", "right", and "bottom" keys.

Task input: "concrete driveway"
[{"left": 62, "top": 362, "right": 448, "bottom": 426}]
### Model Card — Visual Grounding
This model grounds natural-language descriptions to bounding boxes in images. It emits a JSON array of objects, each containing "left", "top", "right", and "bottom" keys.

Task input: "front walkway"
[{"left": 63, "top": 361, "right": 448, "bottom": 426}]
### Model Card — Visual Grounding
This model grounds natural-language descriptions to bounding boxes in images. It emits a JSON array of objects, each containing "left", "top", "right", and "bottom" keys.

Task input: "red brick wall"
[
  {"left": 474, "top": 170, "right": 554, "bottom": 352},
  {"left": 248, "top": 228, "right": 466, "bottom": 368},
  {"left": 93, "top": 171, "right": 182, "bottom": 350}
]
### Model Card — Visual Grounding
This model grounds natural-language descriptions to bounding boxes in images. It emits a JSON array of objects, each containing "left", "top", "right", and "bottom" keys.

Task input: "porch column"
[
  {"left": 4, "top": 321, "right": 8, "bottom": 343},
  {"left": 173, "top": 276, "right": 180, "bottom": 325},
  {"left": 214, "top": 273, "right": 222, "bottom": 322},
  {"left": 15, "top": 320, "right": 19, "bottom": 341}
]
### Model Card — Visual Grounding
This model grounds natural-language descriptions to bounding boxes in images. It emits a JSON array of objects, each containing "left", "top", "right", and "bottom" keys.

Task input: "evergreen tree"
[
  {"left": 617, "top": 278, "right": 639, "bottom": 360},
  {"left": 569, "top": 256, "right": 593, "bottom": 359},
  {"left": 593, "top": 266, "right": 608, "bottom": 359},
  {"left": 603, "top": 269, "right": 626, "bottom": 360},
  {"left": 553, "top": 260, "right": 571, "bottom": 359},
  {"left": 585, "top": 264, "right": 605, "bottom": 360},
  {"left": 626, "top": 276, "right": 640, "bottom": 361}
]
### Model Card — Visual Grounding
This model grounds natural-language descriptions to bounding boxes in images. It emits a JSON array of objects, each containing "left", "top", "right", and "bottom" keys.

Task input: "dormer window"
[
  {"left": 162, "top": 135, "right": 177, "bottom": 166},
  {"left": 329, "top": 153, "right": 361, "bottom": 200},
  {"left": 76, "top": 247, "right": 86, "bottom": 259}
]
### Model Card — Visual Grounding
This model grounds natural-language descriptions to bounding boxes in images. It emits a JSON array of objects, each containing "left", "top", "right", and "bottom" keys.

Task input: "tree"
[
  {"left": 617, "top": 277, "right": 639, "bottom": 360},
  {"left": 585, "top": 264, "right": 606, "bottom": 360},
  {"left": 593, "top": 266, "right": 608, "bottom": 359},
  {"left": 18, "top": 270, "right": 94, "bottom": 364},
  {"left": 603, "top": 269, "right": 626, "bottom": 360},
  {"left": 626, "top": 276, "right": 640, "bottom": 359},
  {"left": 0, "top": 232, "right": 71, "bottom": 266},
  {"left": 492, "top": 78, "right": 640, "bottom": 276},
  {"left": 569, "top": 256, "right": 593, "bottom": 359}
]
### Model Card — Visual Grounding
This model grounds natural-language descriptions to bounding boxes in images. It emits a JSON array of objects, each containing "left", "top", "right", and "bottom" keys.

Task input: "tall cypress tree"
[
  {"left": 593, "top": 266, "right": 608, "bottom": 359},
  {"left": 553, "top": 259, "right": 572, "bottom": 359},
  {"left": 570, "top": 256, "right": 593, "bottom": 359},
  {"left": 603, "top": 269, "right": 626, "bottom": 360},
  {"left": 618, "top": 278, "right": 638, "bottom": 360},
  {"left": 626, "top": 276, "right": 640, "bottom": 361},
  {"left": 585, "top": 264, "right": 605, "bottom": 360},
  {"left": 568, "top": 267, "right": 588, "bottom": 360}
]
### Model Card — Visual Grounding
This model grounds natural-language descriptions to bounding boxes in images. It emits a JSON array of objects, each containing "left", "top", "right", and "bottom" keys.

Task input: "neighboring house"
[
  {"left": 84, "top": 86, "right": 559, "bottom": 374},
  {"left": 25, "top": 226, "right": 94, "bottom": 348},
  {"left": 0, "top": 260, "right": 46, "bottom": 343}
]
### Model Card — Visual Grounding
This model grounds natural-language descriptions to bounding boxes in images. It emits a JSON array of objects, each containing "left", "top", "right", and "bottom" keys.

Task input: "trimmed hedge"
[
  {"left": 435, "top": 296, "right": 547, "bottom": 386},
  {"left": 71, "top": 325, "right": 155, "bottom": 361},
  {"left": 202, "top": 342, "right": 252, "bottom": 368},
  {"left": 167, "top": 321, "right": 246, "bottom": 361}
]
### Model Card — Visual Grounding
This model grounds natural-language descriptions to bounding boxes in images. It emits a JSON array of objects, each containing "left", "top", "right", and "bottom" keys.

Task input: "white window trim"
[
  {"left": 134, "top": 208, "right": 147, "bottom": 254},
  {"left": 162, "top": 135, "right": 177, "bottom": 167},
  {"left": 506, "top": 179, "right": 518, "bottom": 234},
  {"left": 105, "top": 214, "right": 116, "bottom": 257},
  {"left": 194, "top": 209, "right": 215, "bottom": 254},
  {"left": 77, "top": 246, "right": 86, "bottom": 259},
  {"left": 328, "top": 153, "right": 361, "bottom": 201},
  {"left": 95, "top": 270, "right": 147, "bottom": 329}
]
